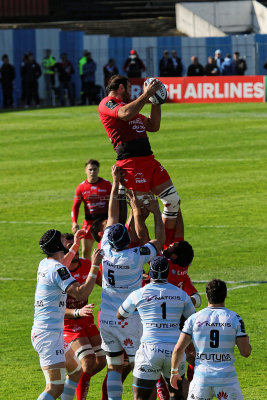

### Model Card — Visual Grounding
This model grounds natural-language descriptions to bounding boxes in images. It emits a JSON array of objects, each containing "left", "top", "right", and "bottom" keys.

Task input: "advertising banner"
[{"left": 130, "top": 76, "right": 265, "bottom": 103}]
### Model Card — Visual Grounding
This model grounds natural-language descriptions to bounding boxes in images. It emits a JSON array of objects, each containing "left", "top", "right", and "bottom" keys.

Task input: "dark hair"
[
  {"left": 39, "top": 229, "right": 66, "bottom": 256},
  {"left": 206, "top": 279, "right": 227, "bottom": 304},
  {"left": 90, "top": 217, "right": 107, "bottom": 243},
  {"left": 62, "top": 233, "right": 74, "bottom": 241},
  {"left": 163, "top": 241, "right": 194, "bottom": 268},
  {"left": 106, "top": 75, "right": 129, "bottom": 94},
  {"left": 85, "top": 159, "right": 100, "bottom": 168},
  {"left": 234, "top": 51, "right": 240, "bottom": 56}
]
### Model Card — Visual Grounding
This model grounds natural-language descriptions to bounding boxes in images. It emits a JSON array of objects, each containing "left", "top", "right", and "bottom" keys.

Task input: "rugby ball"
[{"left": 145, "top": 78, "right": 168, "bottom": 105}]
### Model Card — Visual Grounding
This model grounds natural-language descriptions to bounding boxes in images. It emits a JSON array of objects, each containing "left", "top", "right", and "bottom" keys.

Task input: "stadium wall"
[{"left": 0, "top": 29, "right": 267, "bottom": 104}]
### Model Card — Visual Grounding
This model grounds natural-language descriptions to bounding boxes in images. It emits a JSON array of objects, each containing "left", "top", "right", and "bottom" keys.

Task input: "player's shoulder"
[
  {"left": 98, "top": 177, "right": 112, "bottom": 187},
  {"left": 76, "top": 180, "right": 87, "bottom": 189},
  {"left": 99, "top": 96, "right": 121, "bottom": 111},
  {"left": 78, "top": 257, "right": 91, "bottom": 268}
]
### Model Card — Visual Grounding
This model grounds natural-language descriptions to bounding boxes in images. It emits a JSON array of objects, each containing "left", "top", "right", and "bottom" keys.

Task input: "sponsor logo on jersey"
[
  {"left": 145, "top": 322, "right": 179, "bottom": 329},
  {"left": 118, "top": 321, "right": 128, "bottom": 328},
  {"left": 139, "top": 246, "right": 150, "bottom": 255},
  {"left": 150, "top": 346, "right": 173, "bottom": 355},
  {"left": 123, "top": 338, "right": 133, "bottom": 346},
  {"left": 197, "top": 321, "right": 231, "bottom": 328},
  {"left": 57, "top": 267, "right": 71, "bottom": 281},
  {"left": 146, "top": 295, "right": 181, "bottom": 302},
  {"left": 56, "top": 349, "right": 64, "bottom": 355},
  {"left": 35, "top": 300, "right": 44, "bottom": 307},
  {"left": 31, "top": 332, "right": 38, "bottom": 342},
  {"left": 134, "top": 172, "right": 147, "bottom": 183},
  {"left": 104, "top": 260, "right": 130, "bottom": 270},
  {"left": 138, "top": 366, "right": 161, "bottom": 373},
  {"left": 171, "top": 269, "right": 187, "bottom": 276},
  {"left": 105, "top": 99, "right": 119, "bottom": 110},
  {"left": 59, "top": 300, "right": 65, "bottom": 307},
  {"left": 190, "top": 395, "right": 211, "bottom": 400},
  {"left": 217, "top": 392, "right": 228, "bottom": 399},
  {"left": 196, "top": 352, "right": 232, "bottom": 362},
  {"left": 73, "top": 273, "right": 80, "bottom": 279},
  {"left": 72, "top": 326, "right": 82, "bottom": 332}
]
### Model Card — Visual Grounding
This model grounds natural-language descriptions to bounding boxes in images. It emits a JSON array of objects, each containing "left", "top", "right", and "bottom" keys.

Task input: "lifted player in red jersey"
[
  {"left": 71, "top": 159, "right": 112, "bottom": 259},
  {"left": 98, "top": 75, "right": 182, "bottom": 243},
  {"left": 62, "top": 233, "right": 105, "bottom": 400}
]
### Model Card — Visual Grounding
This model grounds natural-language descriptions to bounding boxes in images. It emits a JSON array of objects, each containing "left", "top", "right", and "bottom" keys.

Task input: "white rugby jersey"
[
  {"left": 32, "top": 258, "right": 76, "bottom": 332},
  {"left": 120, "top": 281, "right": 195, "bottom": 343},
  {"left": 183, "top": 307, "right": 248, "bottom": 387},
  {"left": 100, "top": 226, "right": 157, "bottom": 316}
]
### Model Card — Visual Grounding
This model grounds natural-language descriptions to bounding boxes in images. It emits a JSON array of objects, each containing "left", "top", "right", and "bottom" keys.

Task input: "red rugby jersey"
[
  {"left": 167, "top": 260, "right": 197, "bottom": 296},
  {"left": 98, "top": 96, "right": 152, "bottom": 160},
  {"left": 71, "top": 177, "right": 112, "bottom": 223}
]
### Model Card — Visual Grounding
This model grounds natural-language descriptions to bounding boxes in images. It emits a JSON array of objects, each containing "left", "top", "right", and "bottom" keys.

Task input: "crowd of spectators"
[{"left": 0, "top": 47, "right": 265, "bottom": 109}]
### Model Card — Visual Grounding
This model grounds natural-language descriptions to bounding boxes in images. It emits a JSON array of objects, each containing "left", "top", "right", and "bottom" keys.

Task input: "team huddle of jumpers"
[{"left": 31, "top": 75, "right": 252, "bottom": 400}]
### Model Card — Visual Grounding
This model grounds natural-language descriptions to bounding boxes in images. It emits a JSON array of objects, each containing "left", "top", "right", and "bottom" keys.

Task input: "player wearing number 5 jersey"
[
  {"left": 171, "top": 279, "right": 252, "bottom": 400},
  {"left": 117, "top": 256, "right": 196, "bottom": 400},
  {"left": 100, "top": 165, "right": 165, "bottom": 400}
]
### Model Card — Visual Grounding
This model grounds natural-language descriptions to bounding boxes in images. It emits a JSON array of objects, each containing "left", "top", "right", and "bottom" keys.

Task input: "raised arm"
[
  {"left": 106, "top": 165, "right": 122, "bottom": 227},
  {"left": 66, "top": 248, "right": 103, "bottom": 301},
  {"left": 117, "top": 79, "right": 162, "bottom": 121}
]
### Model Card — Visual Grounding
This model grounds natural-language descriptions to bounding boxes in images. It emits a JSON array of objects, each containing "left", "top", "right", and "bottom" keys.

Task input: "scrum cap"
[
  {"left": 149, "top": 256, "right": 169, "bottom": 281},
  {"left": 39, "top": 229, "right": 67, "bottom": 256},
  {"left": 107, "top": 223, "right": 130, "bottom": 250}
]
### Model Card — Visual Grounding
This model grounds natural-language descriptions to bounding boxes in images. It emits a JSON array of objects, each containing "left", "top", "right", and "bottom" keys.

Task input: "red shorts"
[
  {"left": 81, "top": 219, "right": 94, "bottom": 240},
  {"left": 116, "top": 155, "right": 170, "bottom": 192},
  {"left": 63, "top": 316, "right": 100, "bottom": 343}
]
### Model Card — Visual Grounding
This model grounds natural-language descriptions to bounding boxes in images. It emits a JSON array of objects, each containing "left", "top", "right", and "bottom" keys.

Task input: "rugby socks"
[
  {"left": 107, "top": 370, "right": 123, "bottom": 400},
  {"left": 37, "top": 393, "right": 55, "bottom": 400},
  {"left": 76, "top": 372, "right": 91, "bottom": 400},
  {"left": 61, "top": 378, "right": 78, "bottom": 400},
  {"left": 156, "top": 377, "right": 170, "bottom": 400}
]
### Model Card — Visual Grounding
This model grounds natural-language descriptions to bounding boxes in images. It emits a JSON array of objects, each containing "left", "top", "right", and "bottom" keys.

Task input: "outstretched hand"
[
  {"left": 79, "top": 304, "right": 95, "bottom": 317},
  {"left": 91, "top": 248, "right": 103, "bottom": 266}
]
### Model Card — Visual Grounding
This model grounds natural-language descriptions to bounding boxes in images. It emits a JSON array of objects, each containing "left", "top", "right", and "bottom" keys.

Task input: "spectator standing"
[
  {"left": 204, "top": 56, "right": 220, "bottom": 76},
  {"left": 54, "top": 53, "right": 74, "bottom": 106},
  {"left": 214, "top": 49, "right": 223, "bottom": 74},
  {"left": 221, "top": 53, "right": 235, "bottom": 76},
  {"left": 123, "top": 50, "right": 146, "bottom": 78},
  {"left": 103, "top": 58, "right": 119, "bottom": 88},
  {"left": 171, "top": 49, "right": 183, "bottom": 77},
  {"left": 171, "top": 279, "right": 252, "bottom": 400},
  {"left": 79, "top": 50, "right": 89, "bottom": 104},
  {"left": 187, "top": 56, "right": 204, "bottom": 76},
  {"left": 21, "top": 52, "right": 42, "bottom": 108},
  {"left": 159, "top": 50, "right": 173, "bottom": 77},
  {"left": 42, "top": 49, "right": 56, "bottom": 106},
  {"left": 20, "top": 53, "right": 28, "bottom": 104},
  {"left": 82, "top": 52, "right": 97, "bottom": 105},
  {"left": 233, "top": 52, "right": 247, "bottom": 75},
  {"left": 0, "top": 54, "right": 15, "bottom": 108}
]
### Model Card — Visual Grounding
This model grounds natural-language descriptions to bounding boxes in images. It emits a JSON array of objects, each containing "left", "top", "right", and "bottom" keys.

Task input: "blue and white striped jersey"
[
  {"left": 120, "top": 281, "right": 196, "bottom": 343},
  {"left": 182, "top": 307, "right": 248, "bottom": 386},
  {"left": 100, "top": 226, "right": 157, "bottom": 316},
  {"left": 32, "top": 258, "right": 76, "bottom": 332}
]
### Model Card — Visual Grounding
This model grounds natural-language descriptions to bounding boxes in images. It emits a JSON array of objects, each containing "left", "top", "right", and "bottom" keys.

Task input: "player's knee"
[
  {"left": 158, "top": 186, "right": 180, "bottom": 219},
  {"left": 81, "top": 355, "right": 96, "bottom": 375},
  {"left": 43, "top": 368, "right": 66, "bottom": 397},
  {"left": 46, "top": 383, "right": 65, "bottom": 398}
]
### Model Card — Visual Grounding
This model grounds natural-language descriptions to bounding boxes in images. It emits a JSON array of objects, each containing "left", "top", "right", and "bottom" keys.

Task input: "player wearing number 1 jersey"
[
  {"left": 171, "top": 279, "right": 252, "bottom": 400},
  {"left": 100, "top": 165, "right": 165, "bottom": 400},
  {"left": 117, "top": 256, "right": 195, "bottom": 400}
]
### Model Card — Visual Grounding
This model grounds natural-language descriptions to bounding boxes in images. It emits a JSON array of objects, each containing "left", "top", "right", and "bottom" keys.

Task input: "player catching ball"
[{"left": 98, "top": 75, "right": 182, "bottom": 239}]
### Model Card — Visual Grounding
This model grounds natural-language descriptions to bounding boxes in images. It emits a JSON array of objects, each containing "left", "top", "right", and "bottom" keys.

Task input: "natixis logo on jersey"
[
  {"left": 123, "top": 338, "right": 133, "bottom": 347},
  {"left": 217, "top": 392, "right": 228, "bottom": 399},
  {"left": 134, "top": 172, "right": 147, "bottom": 183},
  {"left": 197, "top": 321, "right": 231, "bottom": 328}
]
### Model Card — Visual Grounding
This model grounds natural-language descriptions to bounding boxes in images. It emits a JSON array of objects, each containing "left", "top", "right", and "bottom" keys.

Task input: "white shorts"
[
  {"left": 133, "top": 342, "right": 186, "bottom": 381},
  {"left": 100, "top": 313, "right": 142, "bottom": 357},
  {"left": 188, "top": 380, "right": 244, "bottom": 400},
  {"left": 31, "top": 328, "right": 70, "bottom": 367}
]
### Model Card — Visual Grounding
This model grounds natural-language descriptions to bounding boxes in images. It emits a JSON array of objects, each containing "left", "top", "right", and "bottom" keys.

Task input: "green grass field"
[{"left": 0, "top": 102, "right": 266, "bottom": 399}]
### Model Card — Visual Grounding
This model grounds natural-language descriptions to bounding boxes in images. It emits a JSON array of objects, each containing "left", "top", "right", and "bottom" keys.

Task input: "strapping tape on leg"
[
  {"left": 158, "top": 186, "right": 180, "bottom": 219},
  {"left": 43, "top": 368, "right": 66, "bottom": 385},
  {"left": 75, "top": 345, "right": 94, "bottom": 360}
]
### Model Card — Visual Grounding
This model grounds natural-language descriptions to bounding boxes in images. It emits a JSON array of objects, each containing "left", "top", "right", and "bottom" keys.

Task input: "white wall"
[
  {"left": 253, "top": 0, "right": 267, "bottom": 34},
  {"left": 176, "top": 4, "right": 226, "bottom": 37}
]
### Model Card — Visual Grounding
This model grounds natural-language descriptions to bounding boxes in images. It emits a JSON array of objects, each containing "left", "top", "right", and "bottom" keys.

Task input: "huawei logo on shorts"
[
  {"left": 118, "top": 321, "right": 128, "bottom": 328},
  {"left": 123, "top": 338, "right": 133, "bottom": 346},
  {"left": 217, "top": 392, "right": 228, "bottom": 399}
]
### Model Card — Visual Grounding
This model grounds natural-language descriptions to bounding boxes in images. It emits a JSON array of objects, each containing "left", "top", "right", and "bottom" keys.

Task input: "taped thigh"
[
  {"left": 93, "top": 344, "right": 105, "bottom": 357},
  {"left": 75, "top": 344, "right": 94, "bottom": 360},
  {"left": 43, "top": 368, "right": 66, "bottom": 385},
  {"left": 158, "top": 186, "right": 180, "bottom": 218},
  {"left": 65, "top": 349, "right": 82, "bottom": 375}
]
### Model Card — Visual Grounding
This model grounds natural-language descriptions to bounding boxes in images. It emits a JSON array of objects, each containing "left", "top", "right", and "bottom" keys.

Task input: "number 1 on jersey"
[{"left": 160, "top": 302, "right": 166, "bottom": 319}]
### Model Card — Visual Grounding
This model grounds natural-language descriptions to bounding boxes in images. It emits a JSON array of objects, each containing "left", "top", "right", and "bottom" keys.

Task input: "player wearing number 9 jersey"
[{"left": 171, "top": 279, "right": 252, "bottom": 400}]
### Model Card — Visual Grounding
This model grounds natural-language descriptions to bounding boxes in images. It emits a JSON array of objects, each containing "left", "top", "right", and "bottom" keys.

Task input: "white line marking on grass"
[
  {"left": 0, "top": 277, "right": 35, "bottom": 281},
  {"left": 193, "top": 280, "right": 267, "bottom": 284},
  {"left": 199, "top": 282, "right": 264, "bottom": 295}
]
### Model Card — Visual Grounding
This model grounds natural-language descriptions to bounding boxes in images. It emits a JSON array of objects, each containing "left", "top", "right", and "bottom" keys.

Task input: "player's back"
[
  {"left": 184, "top": 306, "right": 246, "bottom": 386},
  {"left": 131, "top": 281, "right": 195, "bottom": 343}
]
